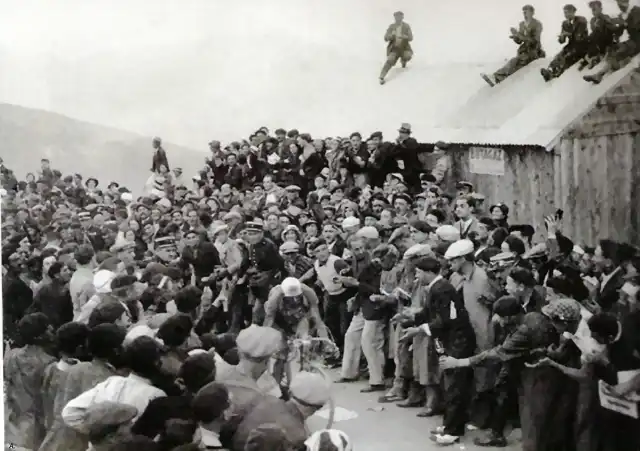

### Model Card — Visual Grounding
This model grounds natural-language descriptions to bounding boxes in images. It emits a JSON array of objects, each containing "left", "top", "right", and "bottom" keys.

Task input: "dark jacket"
[
  {"left": 231, "top": 396, "right": 307, "bottom": 451},
  {"left": 355, "top": 261, "right": 385, "bottom": 321},
  {"left": 151, "top": 148, "right": 170, "bottom": 172},
  {"left": 414, "top": 278, "right": 476, "bottom": 358},
  {"left": 301, "top": 152, "right": 325, "bottom": 181},
  {"left": 559, "top": 16, "right": 589, "bottom": 46},
  {"left": 28, "top": 280, "right": 73, "bottom": 329},
  {"left": 596, "top": 267, "right": 625, "bottom": 312},
  {"left": 224, "top": 164, "right": 244, "bottom": 190},
  {"left": 181, "top": 242, "right": 222, "bottom": 284}
]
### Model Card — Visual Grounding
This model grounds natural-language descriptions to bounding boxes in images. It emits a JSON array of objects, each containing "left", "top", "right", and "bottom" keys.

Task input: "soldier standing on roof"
[
  {"left": 481, "top": 5, "right": 545, "bottom": 87},
  {"left": 584, "top": 0, "right": 640, "bottom": 84},
  {"left": 540, "top": 4, "right": 589, "bottom": 81},
  {"left": 577, "top": 1, "right": 619, "bottom": 71},
  {"left": 379, "top": 11, "right": 413, "bottom": 85}
]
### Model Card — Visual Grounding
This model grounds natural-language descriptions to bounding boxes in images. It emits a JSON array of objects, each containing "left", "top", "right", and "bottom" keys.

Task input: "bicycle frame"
[{"left": 284, "top": 337, "right": 338, "bottom": 429}]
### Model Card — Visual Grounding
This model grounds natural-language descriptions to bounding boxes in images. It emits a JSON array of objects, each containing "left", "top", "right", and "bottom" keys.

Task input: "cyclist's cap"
[
  {"left": 290, "top": 371, "right": 331, "bottom": 408},
  {"left": 236, "top": 325, "right": 283, "bottom": 359}
]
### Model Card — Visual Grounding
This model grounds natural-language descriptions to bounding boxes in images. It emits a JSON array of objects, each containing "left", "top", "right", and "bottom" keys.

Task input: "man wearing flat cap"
[
  {"left": 481, "top": 4, "right": 545, "bottom": 86},
  {"left": 210, "top": 325, "right": 283, "bottom": 421},
  {"left": 541, "top": 4, "right": 588, "bottom": 81},
  {"left": 231, "top": 371, "right": 331, "bottom": 451},
  {"left": 280, "top": 185, "right": 305, "bottom": 211},
  {"left": 379, "top": 11, "right": 414, "bottom": 84}
]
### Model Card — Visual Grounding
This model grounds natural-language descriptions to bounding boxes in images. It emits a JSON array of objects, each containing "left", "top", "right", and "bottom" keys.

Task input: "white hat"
[
  {"left": 342, "top": 217, "right": 360, "bottom": 230},
  {"left": 281, "top": 277, "right": 303, "bottom": 297},
  {"left": 124, "top": 325, "right": 163, "bottom": 347},
  {"left": 289, "top": 371, "right": 331, "bottom": 407},
  {"left": 93, "top": 270, "right": 116, "bottom": 294},
  {"left": 572, "top": 245, "right": 585, "bottom": 256},
  {"left": 355, "top": 226, "right": 379, "bottom": 240},
  {"left": 436, "top": 225, "right": 460, "bottom": 242},
  {"left": 209, "top": 221, "right": 229, "bottom": 237},
  {"left": 120, "top": 192, "right": 133, "bottom": 202},
  {"left": 444, "top": 239, "right": 475, "bottom": 260},
  {"left": 404, "top": 243, "right": 432, "bottom": 260}
]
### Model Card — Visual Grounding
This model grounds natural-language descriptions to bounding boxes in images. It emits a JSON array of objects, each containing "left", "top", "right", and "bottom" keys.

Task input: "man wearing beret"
[
  {"left": 481, "top": 5, "right": 545, "bottom": 86},
  {"left": 541, "top": 4, "right": 588, "bottom": 81}
]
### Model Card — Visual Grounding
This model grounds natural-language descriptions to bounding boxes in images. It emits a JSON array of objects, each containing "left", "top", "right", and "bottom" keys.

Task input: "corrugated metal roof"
[{"left": 428, "top": 56, "right": 640, "bottom": 149}]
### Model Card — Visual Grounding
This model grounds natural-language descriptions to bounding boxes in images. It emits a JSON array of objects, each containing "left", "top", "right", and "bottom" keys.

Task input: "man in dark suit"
[
  {"left": 181, "top": 229, "right": 222, "bottom": 288},
  {"left": 541, "top": 4, "right": 589, "bottom": 81},
  {"left": 386, "top": 123, "right": 436, "bottom": 192},
  {"left": 584, "top": 0, "right": 640, "bottom": 84},
  {"left": 578, "top": 1, "right": 618, "bottom": 70},
  {"left": 398, "top": 256, "right": 476, "bottom": 446},
  {"left": 224, "top": 153, "right": 244, "bottom": 190},
  {"left": 151, "top": 136, "right": 170, "bottom": 172},
  {"left": 379, "top": 11, "right": 413, "bottom": 85},
  {"left": 594, "top": 239, "right": 635, "bottom": 311},
  {"left": 482, "top": 4, "right": 545, "bottom": 86}
]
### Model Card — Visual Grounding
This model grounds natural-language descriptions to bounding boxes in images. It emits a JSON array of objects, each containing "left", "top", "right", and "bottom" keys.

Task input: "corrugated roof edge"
[
  {"left": 422, "top": 57, "right": 639, "bottom": 152},
  {"left": 543, "top": 60, "right": 640, "bottom": 151},
  {"left": 422, "top": 142, "right": 546, "bottom": 151}
]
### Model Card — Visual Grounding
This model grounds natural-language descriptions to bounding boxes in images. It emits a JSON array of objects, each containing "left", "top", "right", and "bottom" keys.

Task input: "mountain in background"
[{"left": 0, "top": 103, "right": 207, "bottom": 192}]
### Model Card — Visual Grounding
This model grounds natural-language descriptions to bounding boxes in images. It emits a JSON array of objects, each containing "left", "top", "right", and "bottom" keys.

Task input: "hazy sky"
[{"left": 0, "top": 0, "right": 620, "bottom": 148}]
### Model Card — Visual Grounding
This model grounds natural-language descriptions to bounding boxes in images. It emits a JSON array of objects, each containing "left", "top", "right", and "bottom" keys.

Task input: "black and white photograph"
[{"left": 1, "top": 0, "right": 640, "bottom": 450}]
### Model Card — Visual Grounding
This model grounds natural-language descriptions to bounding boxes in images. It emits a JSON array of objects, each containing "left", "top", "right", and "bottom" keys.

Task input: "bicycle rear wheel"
[{"left": 306, "top": 361, "right": 336, "bottom": 429}]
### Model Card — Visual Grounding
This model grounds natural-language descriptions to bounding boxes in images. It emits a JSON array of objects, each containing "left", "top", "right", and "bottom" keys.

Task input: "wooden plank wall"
[
  {"left": 556, "top": 68, "right": 640, "bottom": 246},
  {"left": 443, "top": 69, "right": 640, "bottom": 246},
  {"left": 449, "top": 146, "right": 556, "bottom": 242},
  {"left": 555, "top": 133, "right": 640, "bottom": 246},
  {"left": 447, "top": 134, "right": 639, "bottom": 247}
]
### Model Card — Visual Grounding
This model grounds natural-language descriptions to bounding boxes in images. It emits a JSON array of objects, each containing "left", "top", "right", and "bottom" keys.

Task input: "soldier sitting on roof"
[
  {"left": 541, "top": 4, "right": 589, "bottom": 81},
  {"left": 481, "top": 5, "right": 545, "bottom": 87},
  {"left": 584, "top": 0, "right": 640, "bottom": 84},
  {"left": 577, "top": 1, "right": 620, "bottom": 71}
]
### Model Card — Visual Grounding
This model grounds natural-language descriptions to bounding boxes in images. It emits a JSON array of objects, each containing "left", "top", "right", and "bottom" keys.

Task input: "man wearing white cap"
[
  {"left": 213, "top": 324, "right": 283, "bottom": 415},
  {"left": 231, "top": 371, "right": 331, "bottom": 450},
  {"left": 446, "top": 239, "right": 498, "bottom": 434}
]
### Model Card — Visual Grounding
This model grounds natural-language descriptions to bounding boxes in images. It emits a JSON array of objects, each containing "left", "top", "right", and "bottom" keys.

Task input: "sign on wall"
[{"left": 468, "top": 147, "right": 505, "bottom": 176}]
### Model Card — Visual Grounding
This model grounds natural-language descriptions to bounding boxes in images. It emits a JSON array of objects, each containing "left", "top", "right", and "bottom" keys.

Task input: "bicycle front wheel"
[{"left": 306, "top": 361, "right": 336, "bottom": 429}]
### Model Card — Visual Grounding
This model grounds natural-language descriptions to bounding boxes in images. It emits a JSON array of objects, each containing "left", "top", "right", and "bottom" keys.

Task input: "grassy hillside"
[{"left": 0, "top": 103, "right": 207, "bottom": 192}]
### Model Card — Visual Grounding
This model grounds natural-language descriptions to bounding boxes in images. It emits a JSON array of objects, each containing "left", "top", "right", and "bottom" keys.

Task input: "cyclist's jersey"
[{"left": 265, "top": 284, "right": 318, "bottom": 337}]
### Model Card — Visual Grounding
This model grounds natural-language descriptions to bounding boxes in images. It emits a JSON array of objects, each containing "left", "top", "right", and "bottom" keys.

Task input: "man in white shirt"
[
  {"left": 69, "top": 244, "right": 96, "bottom": 317},
  {"left": 62, "top": 336, "right": 166, "bottom": 431}
]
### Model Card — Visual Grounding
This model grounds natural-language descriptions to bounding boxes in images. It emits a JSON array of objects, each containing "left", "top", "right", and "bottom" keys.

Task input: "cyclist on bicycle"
[{"left": 263, "top": 277, "right": 329, "bottom": 385}]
